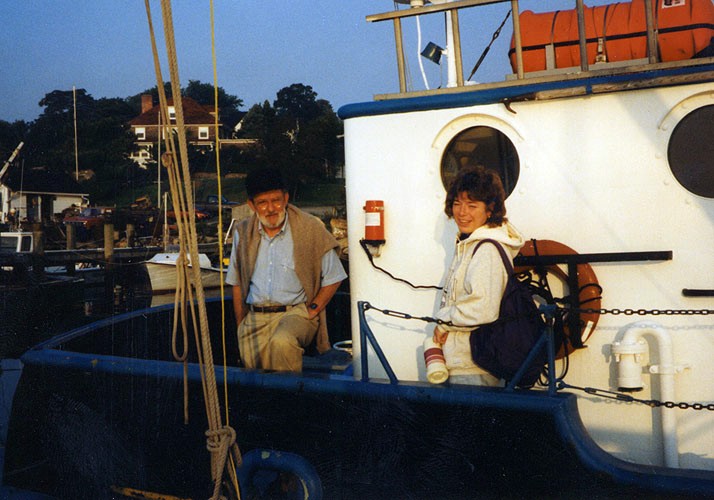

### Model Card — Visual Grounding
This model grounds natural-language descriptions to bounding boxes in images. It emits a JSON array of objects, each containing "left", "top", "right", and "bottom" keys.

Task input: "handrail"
[
  {"left": 505, "top": 305, "right": 558, "bottom": 394},
  {"left": 367, "top": 0, "right": 662, "bottom": 95},
  {"left": 358, "top": 301, "right": 399, "bottom": 383},
  {"left": 516, "top": 249, "right": 671, "bottom": 350},
  {"left": 357, "top": 300, "right": 560, "bottom": 392},
  {"left": 366, "top": 0, "right": 509, "bottom": 22}
]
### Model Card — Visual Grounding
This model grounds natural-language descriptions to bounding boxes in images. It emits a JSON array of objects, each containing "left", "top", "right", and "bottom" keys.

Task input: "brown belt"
[{"left": 249, "top": 304, "right": 291, "bottom": 313}]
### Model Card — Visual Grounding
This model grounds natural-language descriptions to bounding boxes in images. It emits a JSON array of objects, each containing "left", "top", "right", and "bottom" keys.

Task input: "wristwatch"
[{"left": 309, "top": 302, "right": 319, "bottom": 311}]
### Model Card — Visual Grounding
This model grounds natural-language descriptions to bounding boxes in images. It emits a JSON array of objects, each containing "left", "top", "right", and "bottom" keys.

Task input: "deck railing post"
[
  {"left": 644, "top": 0, "right": 658, "bottom": 63},
  {"left": 576, "top": 0, "right": 589, "bottom": 72},
  {"left": 450, "top": 8, "right": 464, "bottom": 87},
  {"left": 104, "top": 223, "right": 114, "bottom": 269},
  {"left": 510, "top": 0, "right": 524, "bottom": 79},
  {"left": 394, "top": 18, "right": 408, "bottom": 93},
  {"left": 358, "top": 302, "right": 398, "bottom": 384},
  {"left": 32, "top": 223, "right": 45, "bottom": 281},
  {"left": 65, "top": 224, "right": 76, "bottom": 274}
]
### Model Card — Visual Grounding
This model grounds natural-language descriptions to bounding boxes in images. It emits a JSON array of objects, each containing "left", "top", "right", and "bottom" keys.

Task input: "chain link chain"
[
  {"left": 560, "top": 382, "right": 714, "bottom": 411},
  {"left": 577, "top": 307, "right": 714, "bottom": 316},
  {"left": 362, "top": 303, "right": 714, "bottom": 411}
]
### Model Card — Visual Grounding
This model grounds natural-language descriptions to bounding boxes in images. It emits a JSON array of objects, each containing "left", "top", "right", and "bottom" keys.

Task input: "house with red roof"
[{"left": 128, "top": 95, "right": 221, "bottom": 167}]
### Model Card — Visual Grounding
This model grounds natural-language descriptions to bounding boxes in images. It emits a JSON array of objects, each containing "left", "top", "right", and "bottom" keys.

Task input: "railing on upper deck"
[{"left": 368, "top": 0, "right": 661, "bottom": 96}]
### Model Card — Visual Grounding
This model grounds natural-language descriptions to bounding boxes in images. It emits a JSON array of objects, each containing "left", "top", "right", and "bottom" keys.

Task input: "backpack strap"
[{"left": 472, "top": 238, "right": 515, "bottom": 276}]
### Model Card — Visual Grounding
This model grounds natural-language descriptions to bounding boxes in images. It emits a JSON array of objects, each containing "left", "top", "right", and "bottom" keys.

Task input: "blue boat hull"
[{"left": 3, "top": 300, "right": 713, "bottom": 498}]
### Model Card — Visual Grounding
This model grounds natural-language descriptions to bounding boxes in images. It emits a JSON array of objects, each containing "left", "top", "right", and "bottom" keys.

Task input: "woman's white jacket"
[{"left": 435, "top": 221, "right": 525, "bottom": 333}]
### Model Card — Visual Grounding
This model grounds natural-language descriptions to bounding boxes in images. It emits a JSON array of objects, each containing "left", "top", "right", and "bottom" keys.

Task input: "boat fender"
[
  {"left": 236, "top": 449, "right": 323, "bottom": 499},
  {"left": 515, "top": 239, "right": 601, "bottom": 358}
]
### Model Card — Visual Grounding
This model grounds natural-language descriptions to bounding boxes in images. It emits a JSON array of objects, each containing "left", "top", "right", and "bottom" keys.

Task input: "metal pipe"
[{"left": 618, "top": 323, "right": 681, "bottom": 468}]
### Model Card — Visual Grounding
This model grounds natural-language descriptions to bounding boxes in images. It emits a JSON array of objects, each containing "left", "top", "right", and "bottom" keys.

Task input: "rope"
[
  {"left": 146, "top": 1, "right": 241, "bottom": 497},
  {"left": 210, "top": 0, "right": 241, "bottom": 493},
  {"left": 209, "top": 0, "right": 231, "bottom": 431}
]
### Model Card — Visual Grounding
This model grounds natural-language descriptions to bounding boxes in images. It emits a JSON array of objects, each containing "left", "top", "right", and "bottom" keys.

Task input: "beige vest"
[{"left": 236, "top": 204, "right": 340, "bottom": 353}]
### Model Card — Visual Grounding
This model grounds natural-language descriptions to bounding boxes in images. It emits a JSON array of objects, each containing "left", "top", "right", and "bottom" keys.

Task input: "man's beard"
[{"left": 257, "top": 208, "right": 287, "bottom": 230}]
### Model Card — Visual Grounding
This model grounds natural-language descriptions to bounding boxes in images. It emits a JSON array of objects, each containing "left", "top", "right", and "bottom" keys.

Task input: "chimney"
[{"left": 141, "top": 94, "right": 154, "bottom": 114}]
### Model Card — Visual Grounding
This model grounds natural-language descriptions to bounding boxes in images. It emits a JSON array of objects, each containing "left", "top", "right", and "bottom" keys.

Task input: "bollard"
[
  {"left": 126, "top": 223, "right": 135, "bottom": 247},
  {"left": 65, "top": 224, "right": 76, "bottom": 274}
]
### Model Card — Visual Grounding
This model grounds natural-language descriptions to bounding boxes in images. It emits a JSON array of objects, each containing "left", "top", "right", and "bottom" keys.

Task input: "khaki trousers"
[{"left": 238, "top": 304, "right": 318, "bottom": 372}]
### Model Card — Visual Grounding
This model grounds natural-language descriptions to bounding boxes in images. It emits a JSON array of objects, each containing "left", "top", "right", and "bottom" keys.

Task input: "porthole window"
[
  {"left": 668, "top": 104, "right": 714, "bottom": 198},
  {"left": 440, "top": 126, "right": 519, "bottom": 196}
]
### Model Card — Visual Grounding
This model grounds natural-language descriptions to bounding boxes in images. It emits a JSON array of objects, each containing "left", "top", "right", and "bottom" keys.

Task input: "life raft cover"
[{"left": 509, "top": 0, "right": 714, "bottom": 73}]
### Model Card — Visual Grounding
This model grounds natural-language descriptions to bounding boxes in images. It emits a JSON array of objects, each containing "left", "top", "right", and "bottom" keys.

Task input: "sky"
[{"left": 0, "top": 1, "right": 615, "bottom": 123}]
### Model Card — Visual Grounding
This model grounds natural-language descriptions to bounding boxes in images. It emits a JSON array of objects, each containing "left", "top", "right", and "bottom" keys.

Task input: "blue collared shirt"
[{"left": 226, "top": 216, "right": 346, "bottom": 306}]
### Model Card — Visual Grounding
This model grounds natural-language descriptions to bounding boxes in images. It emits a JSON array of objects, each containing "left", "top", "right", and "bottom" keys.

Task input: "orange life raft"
[{"left": 509, "top": 0, "right": 714, "bottom": 73}]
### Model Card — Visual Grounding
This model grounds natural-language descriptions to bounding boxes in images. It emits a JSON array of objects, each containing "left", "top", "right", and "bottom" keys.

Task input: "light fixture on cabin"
[{"left": 421, "top": 42, "right": 444, "bottom": 64}]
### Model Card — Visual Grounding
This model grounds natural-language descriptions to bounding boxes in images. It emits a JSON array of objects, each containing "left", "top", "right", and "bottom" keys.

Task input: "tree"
[
  {"left": 23, "top": 90, "right": 136, "bottom": 202},
  {"left": 0, "top": 120, "right": 29, "bottom": 162},
  {"left": 184, "top": 80, "right": 244, "bottom": 130},
  {"left": 239, "top": 101, "right": 276, "bottom": 150},
  {"left": 238, "top": 85, "right": 343, "bottom": 199},
  {"left": 274, "top": 83, "right": 321, "bottom": 125}
]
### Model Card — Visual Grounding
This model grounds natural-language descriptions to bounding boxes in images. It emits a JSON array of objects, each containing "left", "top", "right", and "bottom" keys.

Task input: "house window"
[
  {"left": 199, "top": 127, "right": 210, "bottom": 140},
  {"left": 135, "top": 127, "right": 146, "bottom": 140},
  {"left": 168, "top": 106, "right": 176, "bottom": 121}
]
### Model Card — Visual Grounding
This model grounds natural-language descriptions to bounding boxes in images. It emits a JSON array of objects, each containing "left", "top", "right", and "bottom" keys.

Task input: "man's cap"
[{"left": 245, "top": 168, "right": 287, "bottom": 199}]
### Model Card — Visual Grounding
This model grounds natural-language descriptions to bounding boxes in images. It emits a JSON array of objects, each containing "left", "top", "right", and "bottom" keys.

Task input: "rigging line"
[
  {"left": 145, "top": 0, "right": 192, "bottom": 423},
  {"left": 416, "top": 15, "right": 429, "bottom": 90},
  {"left": 157, "top": 2, "right": 239, "bottom": 498},
  {"left": 209, "top": 0, "right": 230, "bottom": 425},
  {"left": 209, "top": 0, "right": 240, "bottom": 489},
  {"left": 160, "top": 0, "right": 216, "bottom": 422},
  {"left": 159, "top": 0, "right": 226, "bottom": 486},
  {"left": 467, "top": 9, "right": 511, "bottom": 81},
  {"left": 145, "top": 0, "right": 209, "bottom": 433}
]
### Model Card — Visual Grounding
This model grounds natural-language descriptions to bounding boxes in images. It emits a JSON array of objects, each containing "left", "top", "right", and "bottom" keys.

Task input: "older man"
[{"left": 225, "top": 168, "right": 347, "bottom": 372}]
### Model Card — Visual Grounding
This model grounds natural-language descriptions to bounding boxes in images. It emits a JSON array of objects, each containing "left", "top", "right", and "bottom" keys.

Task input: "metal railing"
[
  {"left": 357, "top": 300, "right": 560, "bottom": 393},
  {"left": 367, "top": 0, "right": 660, "bottom": 94}
]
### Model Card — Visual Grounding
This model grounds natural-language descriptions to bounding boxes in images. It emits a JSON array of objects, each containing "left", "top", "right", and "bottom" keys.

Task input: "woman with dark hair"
[{"left": 432, "top": 165, "right": 525, "bottom": 385}]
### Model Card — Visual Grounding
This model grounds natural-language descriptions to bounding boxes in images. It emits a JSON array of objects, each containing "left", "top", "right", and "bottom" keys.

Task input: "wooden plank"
[
  {"left": 373, "top": 59, "right": 714, "bottom": 101},
  {"left": 450, "top": 9, "right": 464, "bottom": 87},
  {"left": 367, "top": 0, "right": 507, "bottom": 23}
]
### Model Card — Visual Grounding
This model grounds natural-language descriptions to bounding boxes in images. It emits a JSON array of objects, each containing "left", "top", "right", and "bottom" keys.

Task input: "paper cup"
[{"left": 424, "top": 338, "right": 449, "bottom": 384}]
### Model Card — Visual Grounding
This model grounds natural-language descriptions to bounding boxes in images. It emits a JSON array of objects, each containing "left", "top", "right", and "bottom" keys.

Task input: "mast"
[{"left": 73, "top": 86, "right": 79, "bottom": 181}]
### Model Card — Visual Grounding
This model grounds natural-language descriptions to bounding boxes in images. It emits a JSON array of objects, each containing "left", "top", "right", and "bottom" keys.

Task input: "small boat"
[
  {"left": 0, "top": 231, "right": 33, "bottom": 254},
  {"left": 144, "top": 252, "right": 224, "bottom": 294}
]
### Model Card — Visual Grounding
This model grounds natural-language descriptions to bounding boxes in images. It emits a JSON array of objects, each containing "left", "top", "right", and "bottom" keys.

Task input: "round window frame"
[
  {"left": 666, "top": 103, "right": 714, "bottom": 199},
  {"left": 431, "top": 115, "right": 523, "bottom": 198}
]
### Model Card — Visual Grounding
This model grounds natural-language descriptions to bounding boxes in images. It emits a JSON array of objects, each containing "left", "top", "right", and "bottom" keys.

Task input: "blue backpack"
[{"left": 468, "top": 239, "right": 546, "bottom": 388}]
